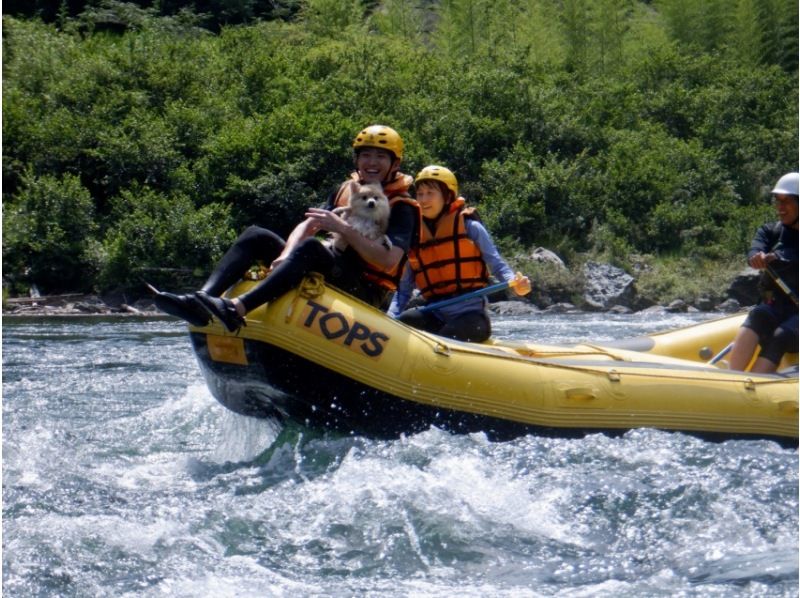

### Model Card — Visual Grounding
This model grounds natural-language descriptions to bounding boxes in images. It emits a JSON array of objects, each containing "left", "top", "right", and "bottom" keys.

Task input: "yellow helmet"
[
  {"left": 352, "top": 125, "right": 404, "bottom": 160},
  {"left": 415, "top": 165, "right": 458, "bottom": 198}
]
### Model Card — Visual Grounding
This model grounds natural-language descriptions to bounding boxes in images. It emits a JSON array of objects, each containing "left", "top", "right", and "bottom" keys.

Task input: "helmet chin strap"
[{"left": 384, "top": 158, "right": 401, "bottom": 183}]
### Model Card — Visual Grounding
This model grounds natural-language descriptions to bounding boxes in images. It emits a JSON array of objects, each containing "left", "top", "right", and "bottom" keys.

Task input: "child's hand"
[{"left": 510, "top": 272, "right": 532, "bottom": 296}]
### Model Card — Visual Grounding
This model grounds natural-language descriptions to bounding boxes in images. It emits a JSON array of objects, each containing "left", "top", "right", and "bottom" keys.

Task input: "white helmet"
[{"left": 771, "top": 172, "right": 799, "bottom": 196}]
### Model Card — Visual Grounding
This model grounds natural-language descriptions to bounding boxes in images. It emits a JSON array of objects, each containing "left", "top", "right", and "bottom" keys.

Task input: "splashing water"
[{"left": 3, "top": 314, "right": 797, "bottom": 597}]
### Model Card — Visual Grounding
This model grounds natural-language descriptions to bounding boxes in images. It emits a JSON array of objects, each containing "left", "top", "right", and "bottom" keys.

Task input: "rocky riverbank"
[
  {"left": 3, "top": 293, "right": 162, "bottom": 317},
  {"left": 3, "top": 260, "right": 761, "bottom": 318}
]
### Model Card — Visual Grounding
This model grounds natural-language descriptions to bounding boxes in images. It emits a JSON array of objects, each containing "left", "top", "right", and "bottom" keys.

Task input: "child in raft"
[{"left": 388, "top": 165, "right": 530, "bottom": 342}]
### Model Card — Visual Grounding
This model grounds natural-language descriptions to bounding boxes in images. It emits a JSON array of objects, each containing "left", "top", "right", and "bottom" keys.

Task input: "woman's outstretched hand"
[{"left": 305, "top": 207, "right": 349, "bottom": 235}]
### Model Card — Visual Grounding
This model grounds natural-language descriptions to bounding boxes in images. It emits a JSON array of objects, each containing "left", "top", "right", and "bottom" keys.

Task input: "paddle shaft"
[
  {"left": 708, "top": 342, "right": 733, "bottom": 365},
  {"left": 766, "top": 264, "right": 798, "bottom": 306},
  {"left": 417, "top": 281, "right": 512, "bottom": 313}
]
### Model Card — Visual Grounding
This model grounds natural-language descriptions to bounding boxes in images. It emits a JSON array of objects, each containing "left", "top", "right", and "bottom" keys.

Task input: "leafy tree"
[
  {"left": 433, "top": 0, "right": 482, "bottom": 58},
  {"left": 99, "top": 187, "right": 236, "bottom": 289},
  {"left": 370, "top": 0, "right": 425, "bottom": 41},
  {"left": 592, "top": 0, "right": 632, "bottom": 75},
  {"left": 3, "top": 172, "right": 98, "bottom": 293},
  {"left": 656, "top": 0, "right": 709, "bottom": 49},
  {"left": 478, "top": 150, "right": 544, "bottom": 246},
  {"left": 299, "top": 0, "right": 364, "bottom": 36},
  {"left": 755, "top": 0, "right": 799, "bottom": 73},
  {"left": 731, "top": 0, "right": 768, "bottom": 67},
  {"left": 559, "top": 0, "right": 592, "bottom": 73}
]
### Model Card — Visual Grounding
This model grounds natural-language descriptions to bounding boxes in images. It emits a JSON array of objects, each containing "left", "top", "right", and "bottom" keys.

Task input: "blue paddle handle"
[{"left": 417, "top": 281, "right": 511, "bottom": 313}]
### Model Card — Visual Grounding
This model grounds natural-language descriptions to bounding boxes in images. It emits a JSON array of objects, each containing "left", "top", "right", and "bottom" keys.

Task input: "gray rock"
[
  {"left": 545, "top": 302, "right": 579, "bottom": 313},
  {"left": 716, "top": 298, "right": 742, "bottom": 312},
  {"left": 75, "top": 302, "right": 105, "bottom": 313},
  {"left": 693, "top": 296, "right": 716, "bottom": 311},
  {"left": 488, "top": 301, "right": 540, "bottom": 316},
  {"left": 530, "top": 247, "right": 566, "bottom": 269},
  {"left": 665, "top": 299, "right": 688, "bottom": 313},
  {"left": 727, "top": 268, "right": 760, "bottom": 306},
  {"left": 4, "top": 292, "right": 161, "bottom": 317},
  {"left": 583, "top": 261, "right": 637, "bottom": 310},
  {"left": 637, "top": 305, "right": 668, "bottom": 315},
  {"left": 132, "top": 298, "right": 156, "bottom": 311}
]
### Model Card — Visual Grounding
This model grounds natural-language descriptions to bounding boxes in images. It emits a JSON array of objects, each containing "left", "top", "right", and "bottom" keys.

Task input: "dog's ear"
[{"left": 347, "top": 180, "right": 361, "bottom": 197}]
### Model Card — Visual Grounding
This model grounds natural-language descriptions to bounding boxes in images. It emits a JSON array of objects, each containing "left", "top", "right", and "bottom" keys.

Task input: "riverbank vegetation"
[{"left": 3, "top": 0, "right": 797, "bottom": 302}]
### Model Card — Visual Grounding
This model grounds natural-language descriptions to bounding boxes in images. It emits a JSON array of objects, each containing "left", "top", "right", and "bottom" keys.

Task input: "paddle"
[
  {"left": 417, "top": 272, "right": 531, "bottom": 313},
  {"left": 708, "top": 342, "right": 733, "bottom": 365},
  {"left": 766, "top": 262, "right": 798, "bottom": 306}
]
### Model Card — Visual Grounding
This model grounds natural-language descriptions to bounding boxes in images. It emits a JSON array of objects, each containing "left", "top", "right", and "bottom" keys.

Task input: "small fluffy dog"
[{"left": 329, "top": 181, "right": 392, "bottom": 253}]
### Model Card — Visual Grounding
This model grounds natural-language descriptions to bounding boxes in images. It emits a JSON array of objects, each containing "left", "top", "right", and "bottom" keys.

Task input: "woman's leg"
[
  {"left": 153, "top": 226, "right": 285, "bottom": 325},
  {"left": 197, "top": 238, "right": 335, "bottom": 331},
  {"left": 729, "top": 305, "right": 778, "bottom": 371},
  {"left": 728, "top": 327, "right": 760, "bottom": 371},
  {"left": 752, "top": 315, "right": 799, "bottom": 373},
  {"left": 438, "top": 310, "right": 492, "bottom": 342},
  {"left": 396, "top": 308, "right": 444, "bottom": 333},
  {"left": 201, "top": 226, "right": 285, "bottom": 296},
  {"left": 236, "top": 238, "right": 334, "bottom": 311}
]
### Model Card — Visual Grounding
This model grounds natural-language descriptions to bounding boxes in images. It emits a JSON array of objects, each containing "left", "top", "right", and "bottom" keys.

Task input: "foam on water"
[{"left": 210, "top": 409, "right": 283, "bottom": 464}]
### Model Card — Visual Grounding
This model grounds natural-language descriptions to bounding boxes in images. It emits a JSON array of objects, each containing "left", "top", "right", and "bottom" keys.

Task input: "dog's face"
[
  {"left": 349, "top": 183, "right": 390, "bottom": 224},
  {"left": 328, "top": 182, "right": 392, "bottom": 251}
]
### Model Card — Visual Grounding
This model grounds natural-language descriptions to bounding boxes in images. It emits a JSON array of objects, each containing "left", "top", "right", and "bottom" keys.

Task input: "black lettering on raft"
[{"left": 300, "top": 300, "right": 391, "bottom": 358}]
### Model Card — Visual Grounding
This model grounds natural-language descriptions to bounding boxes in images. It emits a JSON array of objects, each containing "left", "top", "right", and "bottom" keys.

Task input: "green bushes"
[
  {"left": 2, "top": 2, "right": 797, "bottom": 298},
  {"left": 3, "top": 172, "right": 98, "bottom": 293},
  {"left": 100, "top": 187, "right": 235, "bottom": 290}
]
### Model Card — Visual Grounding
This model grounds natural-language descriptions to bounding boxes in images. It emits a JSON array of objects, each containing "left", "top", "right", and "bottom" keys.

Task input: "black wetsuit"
[
  {"left": 741, "top": 222, "right": 798, "bottom": 364},
  {"left": 199, "top": 198, "right": 417, "bottom": 312}
]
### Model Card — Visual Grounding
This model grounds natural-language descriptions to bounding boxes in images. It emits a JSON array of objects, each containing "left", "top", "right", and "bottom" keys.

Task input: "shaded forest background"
[{"left": 3, "top": 0, "right": 798, "bottom": 303}]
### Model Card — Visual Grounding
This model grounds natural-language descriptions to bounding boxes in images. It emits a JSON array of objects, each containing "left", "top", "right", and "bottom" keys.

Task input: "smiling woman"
[{"left": 388, "top": 165, "right": 530, "bottom": 342}]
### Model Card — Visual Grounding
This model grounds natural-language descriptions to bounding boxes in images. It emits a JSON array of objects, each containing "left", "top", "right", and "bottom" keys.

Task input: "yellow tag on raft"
[{"left": 207, "top": 334, "right": 248, "bottom": 365}]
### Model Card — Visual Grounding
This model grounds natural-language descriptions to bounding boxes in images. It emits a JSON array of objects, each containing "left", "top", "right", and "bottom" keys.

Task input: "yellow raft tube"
[{"left": 188, "top": 278, "right": 798, "bottom": 444}]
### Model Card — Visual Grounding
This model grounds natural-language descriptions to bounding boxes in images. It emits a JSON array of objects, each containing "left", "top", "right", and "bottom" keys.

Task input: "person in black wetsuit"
[
  {"left": 153, "top": 125, "right": 419, "bottom": 332},
  {"left": 728, "top": 172, "right": 799, "bottom": 373}
]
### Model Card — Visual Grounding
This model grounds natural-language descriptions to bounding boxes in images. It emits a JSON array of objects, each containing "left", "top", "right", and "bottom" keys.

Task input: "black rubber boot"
[
  {"left": 195, "top": 291, "right": 246, "bottom": 333},
  {"left": 151, "top": 288, "right": 211, "bottom": 327}
]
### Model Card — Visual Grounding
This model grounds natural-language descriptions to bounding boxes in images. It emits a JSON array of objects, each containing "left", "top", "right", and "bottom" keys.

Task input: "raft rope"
[
  {"left": 285, "top": 273, "right": 327, "bottom": 323},
  {"left": 418, "top": 335, "right": 795, "bottom": 387}
]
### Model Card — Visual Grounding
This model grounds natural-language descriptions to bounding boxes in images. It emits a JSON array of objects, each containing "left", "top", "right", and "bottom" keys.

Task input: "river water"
[{"left": 3, "top": 313, "right": 798, "bottom": 597}]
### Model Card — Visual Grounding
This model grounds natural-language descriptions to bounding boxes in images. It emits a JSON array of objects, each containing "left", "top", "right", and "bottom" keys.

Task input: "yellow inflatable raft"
[{"left": 188, "top": 278, "right": 798, "bottom": 443}]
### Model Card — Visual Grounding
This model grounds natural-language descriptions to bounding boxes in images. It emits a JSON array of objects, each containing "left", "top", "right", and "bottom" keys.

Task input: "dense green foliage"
[{"left": 3, "top": 0, "right": 798, "bottom": 296}]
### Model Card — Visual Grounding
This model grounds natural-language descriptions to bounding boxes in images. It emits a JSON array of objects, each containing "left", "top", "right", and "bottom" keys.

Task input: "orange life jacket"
[
  {"left": 332, "top": 172, "right": 419, "bottom": 291},
  {"left": 408, "top": 197, "right": 489, "bottom": 299}
]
